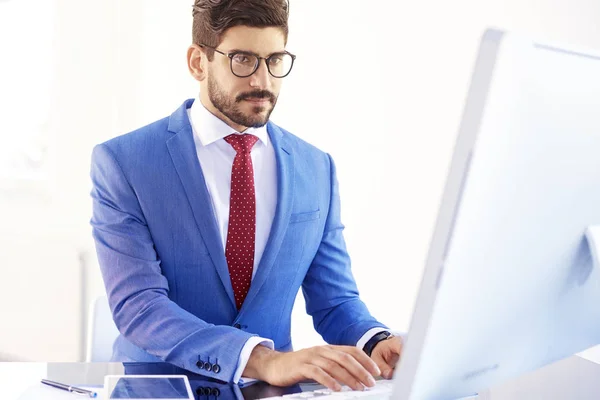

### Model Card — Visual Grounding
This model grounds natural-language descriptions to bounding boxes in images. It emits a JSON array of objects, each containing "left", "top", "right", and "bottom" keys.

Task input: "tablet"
[{"left": 104, "top": 375, "right": 194, "bottom": 400}]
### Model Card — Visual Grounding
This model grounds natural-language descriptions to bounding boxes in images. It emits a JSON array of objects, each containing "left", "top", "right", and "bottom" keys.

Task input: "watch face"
[{"left": 377, "top": 332, "right": 392, "bottom": 340}]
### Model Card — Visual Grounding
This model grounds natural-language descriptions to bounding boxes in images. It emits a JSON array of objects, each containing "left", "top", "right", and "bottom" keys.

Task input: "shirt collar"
[{"left": 189, "top": 95, "right": 269, "bottom": 147}]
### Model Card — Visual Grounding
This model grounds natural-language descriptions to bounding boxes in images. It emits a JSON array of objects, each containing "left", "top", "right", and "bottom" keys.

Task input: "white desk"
[
  {"left": 3, "top": 356, "right": 600, "bottom": 400},
  {"left": 0, "top": 362, "right": 123, "bottom": 400}
]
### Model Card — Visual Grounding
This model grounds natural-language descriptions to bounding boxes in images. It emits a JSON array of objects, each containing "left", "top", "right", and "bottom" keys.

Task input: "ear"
[{"left": 187, "top": 44, "right": 207, "bottom": 82}]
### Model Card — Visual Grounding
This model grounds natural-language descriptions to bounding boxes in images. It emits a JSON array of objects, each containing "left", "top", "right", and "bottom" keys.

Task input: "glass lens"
[
  {"left": 231, "top": 53, "right": 258, "bottom": 77},
  {"left": 267, "top": 53, "right": 294, "bottom": 77}
]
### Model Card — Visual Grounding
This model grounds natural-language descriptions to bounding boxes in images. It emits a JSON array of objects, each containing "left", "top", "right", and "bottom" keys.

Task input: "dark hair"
[{"left": 192, "top": 0, "right": 290, "bottom": 61}]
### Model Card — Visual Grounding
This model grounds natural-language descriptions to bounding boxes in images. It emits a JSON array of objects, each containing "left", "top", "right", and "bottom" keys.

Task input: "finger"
[
  {"left": 373, "top": 339, "right": 402, "bottom": 379},
  {"left": 342, "top": 346, "right": 382, "bottom": 376},
  {"left": 370, "top": 352, "right": 390, "bottom": 379},
  {"left": 382, "top": 353, "right": 400, "bottom": 379},
  {"left": 384, "top": 367, "right": 395, "bottom": 380},
  {"left": 313, "top": 356, "right": 363, "bottom": 391},
  {"left": 384, "top": 338, "right": 403, "bottom": 379},
  {"left": 301, "top": 365, "right": 342, "bottom": 392},
  {"left": 322, "top": 347, "right": 378, "bottom": 388}
]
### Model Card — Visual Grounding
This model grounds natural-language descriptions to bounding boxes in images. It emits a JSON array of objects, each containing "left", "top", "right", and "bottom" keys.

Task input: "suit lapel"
[
  {"left": 239, "top": 122, "right": 295, "bottom": 315},
  {"left": 165, "top": 100, "right": 237, "bottom": 310}
]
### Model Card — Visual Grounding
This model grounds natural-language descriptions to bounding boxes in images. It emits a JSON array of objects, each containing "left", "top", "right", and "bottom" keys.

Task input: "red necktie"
[{"left": 224, "top": 133, "right": 259, "bottom": 310}]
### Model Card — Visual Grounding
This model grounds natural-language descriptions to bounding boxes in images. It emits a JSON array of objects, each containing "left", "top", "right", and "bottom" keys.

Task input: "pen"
[{"left": 41, "top": 379, "right": 98, "bottom": 398}]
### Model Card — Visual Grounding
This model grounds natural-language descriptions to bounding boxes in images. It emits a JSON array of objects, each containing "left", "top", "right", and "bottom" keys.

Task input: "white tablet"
[{"left": 104, "top": 375, "right": 194, "bottom": 400}]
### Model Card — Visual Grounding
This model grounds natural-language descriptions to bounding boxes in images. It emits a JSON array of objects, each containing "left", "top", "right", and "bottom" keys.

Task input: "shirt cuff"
[
  {"left": 356, "top": 327, "right": 389, "bottom": 351},
  {"left": 233, "top": 336, "right": 274, "bottom": 384}
]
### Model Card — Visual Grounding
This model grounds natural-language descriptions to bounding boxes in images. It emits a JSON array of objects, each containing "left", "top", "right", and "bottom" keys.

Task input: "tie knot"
[{"left": 224, "top": 134, "right": 259, "bottom": 154}]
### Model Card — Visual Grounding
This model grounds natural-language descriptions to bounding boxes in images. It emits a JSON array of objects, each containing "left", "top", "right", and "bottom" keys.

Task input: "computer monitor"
[{"left": 392, "top": 29, "right": 600, "bottom": 399}]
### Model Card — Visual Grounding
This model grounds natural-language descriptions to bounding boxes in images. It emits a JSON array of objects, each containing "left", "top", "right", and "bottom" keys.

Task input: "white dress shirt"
[
  {"left": 188, "top": 97, "right": 277, "bottom": 275},
  {"left": 187, "top": 97, "right": 387, "bottom": 382}
]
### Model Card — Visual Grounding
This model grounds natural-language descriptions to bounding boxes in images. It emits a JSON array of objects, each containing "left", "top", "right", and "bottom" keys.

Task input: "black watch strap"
[{"left": 363, "top": 331, "right": 392, "bottom": 357}]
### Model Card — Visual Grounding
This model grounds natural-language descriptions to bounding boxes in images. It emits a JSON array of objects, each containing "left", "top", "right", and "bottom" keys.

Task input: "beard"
[{"left": 207, "top": 75, "right": 278, "bottom": 129}]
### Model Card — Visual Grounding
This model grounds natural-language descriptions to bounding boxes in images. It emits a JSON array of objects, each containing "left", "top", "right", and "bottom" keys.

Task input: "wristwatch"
[{"left": 363, "top": 331, "right": 393, "bottom": 357}]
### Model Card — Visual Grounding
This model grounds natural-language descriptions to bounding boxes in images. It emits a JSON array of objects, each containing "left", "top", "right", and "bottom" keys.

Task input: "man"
[{"left": 90, "top": 0, "right": 402, "bottom": 392}]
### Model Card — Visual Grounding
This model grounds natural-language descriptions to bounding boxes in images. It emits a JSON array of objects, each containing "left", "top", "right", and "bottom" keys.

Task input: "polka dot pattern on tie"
[{"left": 224, "top": 133, "right": 259, "bottom": 310}]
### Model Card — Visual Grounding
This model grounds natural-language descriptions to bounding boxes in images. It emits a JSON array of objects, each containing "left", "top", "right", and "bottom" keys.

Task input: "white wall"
[
  {"left": 0, "top": 0, "right": 120, "bottom": 361},
  {"left": 1, "top": 0, "right": 600, "bottom": 360}
]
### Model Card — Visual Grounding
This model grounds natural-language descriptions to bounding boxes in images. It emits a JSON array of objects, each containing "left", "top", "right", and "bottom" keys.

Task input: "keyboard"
[{"left": 260, "top": 380, "right": 394, "bottom": 399}]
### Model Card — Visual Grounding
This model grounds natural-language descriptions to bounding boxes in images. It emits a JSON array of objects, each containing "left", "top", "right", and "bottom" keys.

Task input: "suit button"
[
  {"left": 211, "top": 388, "right": 221, "bottom": 396},
  {"left": 196, "top": 360, "right": 205, "bottom": 369},
  {"left": 204, "top": 362, "right": 213, "bottom": 371},
  {"left": 212, "top": 364, "right": 221, "bottom": 373},
  {"left": 234, "top": 323, "right": 241, "bottom": 329}
]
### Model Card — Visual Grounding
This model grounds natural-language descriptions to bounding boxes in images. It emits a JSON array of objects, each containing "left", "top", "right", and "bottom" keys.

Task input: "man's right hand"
[{"left": 243, "top": 344, "right": 381, "bottom": 392}]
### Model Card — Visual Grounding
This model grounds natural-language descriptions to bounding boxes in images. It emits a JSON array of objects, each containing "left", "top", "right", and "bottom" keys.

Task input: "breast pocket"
[{"left": 289, "top": 210, "right": 320, "bottom": 224}]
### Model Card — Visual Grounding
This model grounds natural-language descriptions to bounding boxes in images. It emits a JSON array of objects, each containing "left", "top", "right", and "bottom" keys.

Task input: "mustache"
[{"left": 236, "top": 90, "right": 276, "bottom": 103}]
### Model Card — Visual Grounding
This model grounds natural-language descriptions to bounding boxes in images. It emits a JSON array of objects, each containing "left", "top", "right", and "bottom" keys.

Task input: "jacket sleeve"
[
  {"left": 301, "top": 154, "right": 388, "bottom": 346},
  {"left": 90, "top": 143, "right": 254, "bottom": 382}
]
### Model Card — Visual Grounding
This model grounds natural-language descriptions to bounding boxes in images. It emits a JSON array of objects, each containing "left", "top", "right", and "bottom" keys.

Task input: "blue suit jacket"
[{"left": 90, "top": 99, "right": 386, "bottom": 382}]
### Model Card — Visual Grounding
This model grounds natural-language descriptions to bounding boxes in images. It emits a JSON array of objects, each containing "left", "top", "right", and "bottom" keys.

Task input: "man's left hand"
[{"left": 370, "top": 336, "right": 403, "bottom": 380}]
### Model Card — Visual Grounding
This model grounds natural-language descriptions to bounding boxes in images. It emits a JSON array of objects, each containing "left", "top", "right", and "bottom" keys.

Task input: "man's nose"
[{"left": 249, "top": 59, "right": 271, "bottom": 89}]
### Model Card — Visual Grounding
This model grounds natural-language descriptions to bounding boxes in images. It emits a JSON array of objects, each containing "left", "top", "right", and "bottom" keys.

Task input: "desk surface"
[{"left": 3, "top": 355, "right": 600, "bottom": 400}]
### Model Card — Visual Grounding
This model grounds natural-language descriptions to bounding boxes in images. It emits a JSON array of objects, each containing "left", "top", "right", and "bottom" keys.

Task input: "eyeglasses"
[{"left": 200, "top": 44, "right": 296, "bottom": 78}]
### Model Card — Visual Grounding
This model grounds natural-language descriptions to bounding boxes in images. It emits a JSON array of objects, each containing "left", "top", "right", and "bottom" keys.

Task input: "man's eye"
[{"left": 233, "top": 54, "right": 253, "bottom": 64}]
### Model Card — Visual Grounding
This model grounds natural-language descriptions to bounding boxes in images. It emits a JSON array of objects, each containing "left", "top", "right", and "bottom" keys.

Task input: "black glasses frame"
[{"left": 199, "top": 44, "right": 296, "bottom": 78}]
